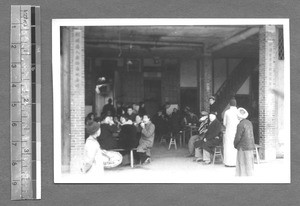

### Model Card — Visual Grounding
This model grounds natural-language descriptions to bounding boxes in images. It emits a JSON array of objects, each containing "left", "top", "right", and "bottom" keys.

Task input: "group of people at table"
[{"left": 81, "top": 96, "right": 256, "bottom": 177}]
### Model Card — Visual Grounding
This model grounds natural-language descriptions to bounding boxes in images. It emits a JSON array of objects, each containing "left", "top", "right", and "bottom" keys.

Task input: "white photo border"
[{"left": 52, "top": 18, "right": 290, "bottom": 183}]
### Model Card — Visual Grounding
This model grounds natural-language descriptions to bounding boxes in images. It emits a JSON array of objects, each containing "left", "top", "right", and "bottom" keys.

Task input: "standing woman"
[
  {"left": 234, "top": 108, "right": 255, "bottom": 176},
  {"left": 223, "top": 98, "right": 239, "bottom": 167}
]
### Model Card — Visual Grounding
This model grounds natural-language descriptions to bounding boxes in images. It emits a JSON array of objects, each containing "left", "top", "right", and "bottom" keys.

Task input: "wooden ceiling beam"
[
  {"left": 85, "top": 39, "right": 203, "bottom": 48},
  {"left": 210, "top": 27, "right": 259, "bottom": 52}
]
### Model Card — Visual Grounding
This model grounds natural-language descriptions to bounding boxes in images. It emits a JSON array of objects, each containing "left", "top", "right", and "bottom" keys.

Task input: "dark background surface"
[{"left": 0, "top": 0, "right": 299, "bottom": 205}]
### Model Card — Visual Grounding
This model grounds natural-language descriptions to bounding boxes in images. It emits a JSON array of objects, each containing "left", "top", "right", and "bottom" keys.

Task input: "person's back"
[
  {"left": 118, "top": 124, "right": 138, "bottom": 150},
  {"left": 97, "top": 115, "right": 118, "bottom": 150},
  {"left": 234, "top": 119, "right": 255, "bottom": 150},
  {"left": 171, "top": 109, "right": 182, "bottom": 134}
]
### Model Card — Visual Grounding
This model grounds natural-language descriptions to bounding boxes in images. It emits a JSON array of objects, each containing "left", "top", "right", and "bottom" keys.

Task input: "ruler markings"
[{"left": 11, "top": 5, "right": 40, "bottom": 200}]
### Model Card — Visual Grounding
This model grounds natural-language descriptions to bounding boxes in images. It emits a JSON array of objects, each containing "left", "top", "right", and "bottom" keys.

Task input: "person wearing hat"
[
  {"left": 223, "top": 98, "right": 239, "bottom": 167},
  {"left": 187, "top": 111, "right": 209, "bottom": 158},
  {"left": 234, "top": 108, "right": 255, "bottom": 176},
  {"left": 194, "top": 112, "right": 223, "bottom": 164},
  {"left": 82, "top": 121, "right": 123, "bottom": 176},
  {"left": 81, "top": 122, "right": 104, "bottom": 177}
]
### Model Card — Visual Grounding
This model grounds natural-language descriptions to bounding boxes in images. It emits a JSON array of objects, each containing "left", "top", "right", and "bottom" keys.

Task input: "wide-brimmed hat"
[
  {"left": 86, "top": 121, "right": 100, "bottom": 135},
  {"left": 237, "top": 107, "right": 249, "bottom": 119}
]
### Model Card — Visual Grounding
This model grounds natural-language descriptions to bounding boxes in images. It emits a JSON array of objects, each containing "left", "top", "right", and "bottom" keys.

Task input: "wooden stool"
[
  {"left": 254, "top": 144, "right": 261, "bottom": 164},
  {"left": 212, "top": 146, "right": 223, "bottom": 164},
  {"left": 168, "top": 138, "right": 177, "bottom": 150},
  {"left": 159, "top": 135, "right": 167, "bottom": 144}
]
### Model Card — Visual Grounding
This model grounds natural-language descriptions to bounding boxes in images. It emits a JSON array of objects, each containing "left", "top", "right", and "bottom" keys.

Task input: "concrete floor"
[{"left": 60, "top": 142, "right": 290, "bottom": 184}]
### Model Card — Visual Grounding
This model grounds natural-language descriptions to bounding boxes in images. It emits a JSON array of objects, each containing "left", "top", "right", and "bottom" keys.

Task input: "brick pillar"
[
  {"left": 69, "top": 27, "right": 85, "bottom": 173},
  {"left": 61, "top": 27, "right": 71, "bottom": 173},
  {"left": 259, "top": 25, "right": 277, "bottom": 161},
  {"left": 201, "top": 51, "right": 213, "bottom": 112}
]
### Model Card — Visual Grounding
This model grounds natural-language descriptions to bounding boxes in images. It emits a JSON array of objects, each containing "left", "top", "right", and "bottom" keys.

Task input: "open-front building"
[{"left": 54, "top": 19, "right": 289, "bottom": 182}]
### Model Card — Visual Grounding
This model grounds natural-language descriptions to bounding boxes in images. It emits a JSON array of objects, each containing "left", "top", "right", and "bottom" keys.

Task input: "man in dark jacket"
[
  {"left": 234, "top": 108, "right": 255, "bottom": 176},
  {"left": 102, "top": 98, "right": 116, "bottom": 117},
  {"left": 194, "top": 112, "right": 222, "bottom": 164}
]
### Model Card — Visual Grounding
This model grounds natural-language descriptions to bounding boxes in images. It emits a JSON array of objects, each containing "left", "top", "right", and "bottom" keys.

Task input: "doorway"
[
  {"left": 180, "top": 88, "right": 198, "bottom": 115},
  {"left": 144, "top": 79, "right": 161, "bottom": 117}
]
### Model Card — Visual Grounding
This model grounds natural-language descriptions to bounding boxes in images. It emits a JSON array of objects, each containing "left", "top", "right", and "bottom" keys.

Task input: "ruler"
[{"left": 10, "top": 5, "right": 41, "bottom": 200}]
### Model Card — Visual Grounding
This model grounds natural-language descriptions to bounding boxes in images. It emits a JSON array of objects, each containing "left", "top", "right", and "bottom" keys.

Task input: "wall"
[{"left": 180, "top": 59, "right": 197, "bottom": 87}]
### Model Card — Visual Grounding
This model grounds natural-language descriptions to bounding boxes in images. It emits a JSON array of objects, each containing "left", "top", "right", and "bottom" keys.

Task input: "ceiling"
[{"left": 85, "top": 25, "right": 259, "bottom": 58}]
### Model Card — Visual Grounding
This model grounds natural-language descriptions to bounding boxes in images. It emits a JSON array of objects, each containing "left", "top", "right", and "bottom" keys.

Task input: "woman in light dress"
[
  {"left": 223, "top": 98, "right": 239, "bottom": 167},
  {"left": 81, "top": 122, "right": 122, "bottom": 181}
]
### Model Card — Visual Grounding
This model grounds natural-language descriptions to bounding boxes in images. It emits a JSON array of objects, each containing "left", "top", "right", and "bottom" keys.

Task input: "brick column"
[
  {"left": 259, "top": 25, "right": 277, "bottom": 161},
  {"left": 61, "top": 27, "right": 71, "bottom": 172},
  {"left": 201, "top": 51, "right": 213, "bottom": 112},
  {"left": 69, "top": 27, "right": 85, "bottom": 173}
]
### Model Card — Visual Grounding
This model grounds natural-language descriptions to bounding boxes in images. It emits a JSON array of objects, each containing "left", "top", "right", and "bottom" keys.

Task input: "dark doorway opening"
[
  {"left": 180, "top": 88, "right": 198, "bottom": 115},
  {"left": 144, "top": 79, "right": 161, "bottom": 117}
]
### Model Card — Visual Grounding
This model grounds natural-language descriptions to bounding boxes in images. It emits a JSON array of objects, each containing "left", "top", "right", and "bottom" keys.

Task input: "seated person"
[
  {"left": 152, "top": 110, "right": 169, "bottom": 142},
  {"left": 125, "top": 106, "right": 136, "bottom": 122},
  {"left": 136, "top": 114, "right": 155, "bottom": 165},
  {"left": 193, "top": 112, "right": 222, "bottom": 164},
  {"left": 138, "top": 101, "right": 147, "bottom": 116},
  {"left": 170, "top": 108, "right": 183, "bottom": 139},
  {"left": 81, "top": 122, "right": 122, "bottom": 179},
  {"left": 116, "top": 101, "right": 125, "bottom": 118},
  {"left": 182, "top": 106, "right": 199, "bottom": 144},
  {"left": 134, "top": 114, "right": 143, "bottom": 141},
  {"left": 187, "top": 111, "right": 209, "bottom": 157},
  {"left": 118, "top": 116, "right": 139, "bottom": 165},
  {"left": 183, "top": 106, "right": 199, "bottom": 126},
  {"left": 118, "top": 115, "right": 138, "bottom": 150},
  {"left": 97, "top": 114, "right": 118, "bottom": 150}
]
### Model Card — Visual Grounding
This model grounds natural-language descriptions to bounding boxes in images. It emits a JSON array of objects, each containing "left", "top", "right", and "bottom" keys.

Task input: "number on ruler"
[
  {"left": 12, "top": 162, "right": 17, "bottom": 166},
  {"left": 11, "top": 64, "right": 17, "bottom": 69},
  {"left": 12, "top": 142, "right": 17, "bottom": 146},
  {"left": 11, "top": 103, "right": 17, "bottom": 107},
  {"left": 12, "top": 182, "right": 18, "bottom": 186},
  {"left": 12, "top": 122, "right": 17, "bottom": 127},
  {"left": 11, "top": 44, "right": 17, "bottom": 49},
  {"left": 23, "top": 148, "right": 30, "bottom": 153},
  {"left": 12, "top": 84, "right": 17, "bottom": 88}
]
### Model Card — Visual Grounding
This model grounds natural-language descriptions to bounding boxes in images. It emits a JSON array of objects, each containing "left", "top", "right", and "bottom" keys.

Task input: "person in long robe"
[
  {"left": 234, "top": 108, "right": 255, "bottom": 176},
  {"left": 223, "top": 98, "right": 239, "bottom": 167}
]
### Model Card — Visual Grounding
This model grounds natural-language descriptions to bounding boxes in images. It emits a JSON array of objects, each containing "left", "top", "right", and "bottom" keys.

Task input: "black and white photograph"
[{"left": 52, "top": 19, "right": 290, "bottom": 183}]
